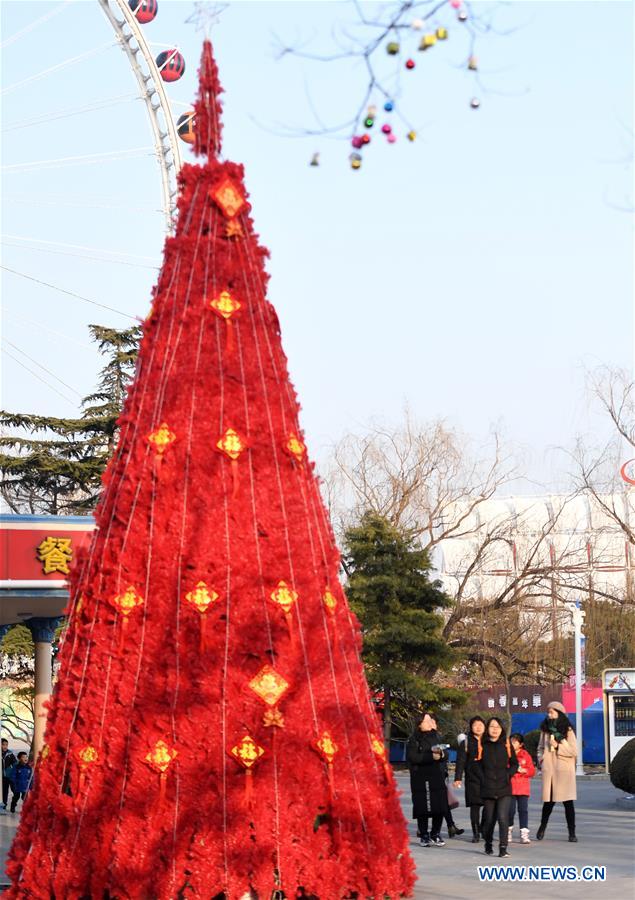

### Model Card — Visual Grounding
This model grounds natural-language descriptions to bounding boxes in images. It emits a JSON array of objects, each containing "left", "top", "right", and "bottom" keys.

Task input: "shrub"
[
  {"left": 523, "top": 729, "right": 542, "bottom": 764},
  {"left": 609, "top": 738, "right": 635, "bottom": 794}
]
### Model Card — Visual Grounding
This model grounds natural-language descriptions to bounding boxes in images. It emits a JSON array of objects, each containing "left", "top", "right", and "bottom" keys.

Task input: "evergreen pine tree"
[
  {"left": 344, "top": 512, "right": 462, "bottom": 744},
  {"left": 0, "top": 324, "right": 140, "bottom": 514}
]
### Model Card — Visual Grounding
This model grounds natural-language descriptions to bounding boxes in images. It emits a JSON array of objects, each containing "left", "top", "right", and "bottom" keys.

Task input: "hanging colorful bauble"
[
  {"left": 411, "top": 18, "right": 424, "bottom": 30},
  {"left": 155, "top": 49, "right": 185, "bottom": 82},
  {"left": 349, "top": 153, "right": 362, "bottom": 170},
  {"left": 421, "top": 34, "right": 437, "bottom": 49},
  {"left": 405, "top": 58, "right": 416, "bottom": 70},
  {"left": 383, "top": 101, "right": 394, "bottom": 112},
  {"left": 209, "top": 176, "right": 246, "bottom": 218},
  {"left": 147, "top": 422, "right": 176, "bottom": 457},
  {"left": 128, "top": 0, "right": 157, "bottom": 23},
  {"left": 406, "top": 130, "right": 417, "bottom": 142},
  {"left": 216, "top": 427, "right": 248, "bottom": 498},
  {"left": 144, "top": 739, "right": 177, "bottom": 806},
  {"left": 451, "top": 0, "right": 462, "bottom": 7},
  {"left": 387, "top": 134, "right": 397, "bottom": 144},
  {"left": 470, "top": 97, "right": 481, "bottom": 109},
  {"left": 176, "top": 111, "right": 195, "bottom": 144},
  {"left": 467, "top": 55, "right": 478, "bottom": 71},
  {"left": 367, "top": 105, "right": 377, "bottom": 117},
  {"left": 436, "top": 27, "right": 448, "bottom": 40},
  {"left": 361, "top": 134, "right": 371, "bottom": 145},
  {"left": 364, "top": 116, "right": 374, "bottom": 128},
  {"left": 351, "top": 136, "right": 363, "bottom": 149},
  {"left": 386, "top": 41, "right": 400, "bottom": 55},
  {"left": 458, "top": 10, "right": 468, "bottom": 21},
  {"left": 381, "top": 124, "right": 392, "bottom": 135}
]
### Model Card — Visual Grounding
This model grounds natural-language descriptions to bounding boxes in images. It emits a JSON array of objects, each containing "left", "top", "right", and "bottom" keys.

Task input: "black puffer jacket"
[
  {"left": 477, "top": 738, "right": 518, "bottom": 800},
  {"left": 407, "top": 729, "right": 447, "bottom": 818},
  {"left": 454, "top": 733, "right": 483, "bottom": 806}
]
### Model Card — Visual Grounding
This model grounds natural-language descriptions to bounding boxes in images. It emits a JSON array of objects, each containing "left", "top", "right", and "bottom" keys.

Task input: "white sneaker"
[
  {"left": 508, "top": 826, "right": 514, "bottom": 844},
  {"left": 520, "top": 828, "right": 531, "bottom": 844}
]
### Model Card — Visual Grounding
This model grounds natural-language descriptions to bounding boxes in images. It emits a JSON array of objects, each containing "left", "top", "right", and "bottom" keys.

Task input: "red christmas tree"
[{"left": 7, "top": 43, "right": 415, "bottom": 900}]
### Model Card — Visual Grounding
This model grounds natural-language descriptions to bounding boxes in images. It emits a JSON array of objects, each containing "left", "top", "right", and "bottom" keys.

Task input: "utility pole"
[{"left": 568, "top": 601, "right": 586, "bottom": 777}]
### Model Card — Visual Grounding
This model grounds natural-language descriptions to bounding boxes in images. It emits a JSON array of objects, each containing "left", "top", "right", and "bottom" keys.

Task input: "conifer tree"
[
  {"left": 0, "top": 324, "right": 140, "bottom": 514},
  {"left": 7, "top": 43, "right": 415, "bottom": 899},
  {"left": 344, "top": 512, "right": 462, "bottom": 743}
]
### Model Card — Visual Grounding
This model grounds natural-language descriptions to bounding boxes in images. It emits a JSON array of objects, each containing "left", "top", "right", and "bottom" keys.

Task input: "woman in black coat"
[
  {"left": 407, "top": 712, "right": 447, "bottom": 847},
  {"left": 454, "top": 715, "right": 486, "bottom": 842},
  {"left": 477, "top": 717, "right": 518, "bottom": 858}
]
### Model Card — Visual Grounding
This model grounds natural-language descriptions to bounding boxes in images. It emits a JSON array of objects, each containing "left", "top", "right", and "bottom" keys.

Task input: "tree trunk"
[{"left": 383, "top": 686, "right": 392, "bottom": 751}]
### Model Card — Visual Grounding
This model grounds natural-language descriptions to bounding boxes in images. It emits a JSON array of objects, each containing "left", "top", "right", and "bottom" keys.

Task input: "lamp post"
[{"left": 567, "top": 601, "right": 586, "bottom": 777}]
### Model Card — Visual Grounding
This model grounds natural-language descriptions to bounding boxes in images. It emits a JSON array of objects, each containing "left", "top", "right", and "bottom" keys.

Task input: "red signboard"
[{"left": 0, "top": 519, "right": 95, "bottom": 582}]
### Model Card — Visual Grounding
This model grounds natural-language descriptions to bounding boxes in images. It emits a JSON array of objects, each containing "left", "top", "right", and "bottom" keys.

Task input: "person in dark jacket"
[
  {"left": 9, "top": 752, "right": 33, "bottom": 813},
  {"left": 454, "top": 715, "right": 486, "bottom": 842},
  {"left": 2, "top": 739, "right": 17, "bottom": 810},
  {"left": 477, "top": 717, "right": 518, "bottom": 858},
  {"left": 407, "top": 712, "right": 447, "bottom": 847}
]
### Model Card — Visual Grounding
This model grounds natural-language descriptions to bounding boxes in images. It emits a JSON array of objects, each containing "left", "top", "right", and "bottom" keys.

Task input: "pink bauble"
[
  {"left": 387, "top": 133, "right": 397, "bottom": 143},
  {"left": 351, "top": 136, "right": 363, "bottom": 149},
  {"left": 451, "top": 0, "right": 461, "bottom": 7},
  {"left": 381, "top": 123, "right": 392, "bottom": 134}
]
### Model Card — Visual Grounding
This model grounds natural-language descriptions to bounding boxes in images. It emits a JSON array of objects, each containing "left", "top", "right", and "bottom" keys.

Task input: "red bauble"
[{"left": 405, "top": 58, "right": 416, "bottom": 69}]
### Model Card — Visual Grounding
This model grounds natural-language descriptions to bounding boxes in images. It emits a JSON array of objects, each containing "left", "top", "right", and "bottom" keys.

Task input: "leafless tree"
[
  {"left": 572, "top": 366, "right": 635, "bottom": 545},
  {"left": 0, "top": 685, "right": 34, "bottom": 747},
  {"left": 324, "top": 411, "right": 629, "bottom": 696}
]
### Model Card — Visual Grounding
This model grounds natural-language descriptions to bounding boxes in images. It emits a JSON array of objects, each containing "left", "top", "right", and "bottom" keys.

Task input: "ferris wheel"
[
  {"left": 1, "top": 0, "right": 201, "bottom": 420},
  {"left": 98, "top": 0, "right": 193, "bottom": 233}
]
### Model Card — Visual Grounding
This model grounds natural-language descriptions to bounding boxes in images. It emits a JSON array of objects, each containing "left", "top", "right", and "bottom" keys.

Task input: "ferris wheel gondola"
[{"left": 99, "top": 0, "right": 185, "bottom": 232}]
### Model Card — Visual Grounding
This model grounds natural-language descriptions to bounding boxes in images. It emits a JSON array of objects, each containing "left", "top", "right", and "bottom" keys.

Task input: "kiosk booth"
[{"left": 603, "top": 668, "right": 635, "bottom": 770}]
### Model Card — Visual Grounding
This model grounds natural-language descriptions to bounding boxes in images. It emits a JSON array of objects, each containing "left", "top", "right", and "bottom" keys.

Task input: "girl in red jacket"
[{"left": 508, "top": 733, "right": 536, "bottom": 844}]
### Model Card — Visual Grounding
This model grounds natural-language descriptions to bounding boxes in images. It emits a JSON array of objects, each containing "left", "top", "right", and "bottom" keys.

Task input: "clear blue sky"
[{"left": 1, "top": 0, "right": 633, "bottom": 490}]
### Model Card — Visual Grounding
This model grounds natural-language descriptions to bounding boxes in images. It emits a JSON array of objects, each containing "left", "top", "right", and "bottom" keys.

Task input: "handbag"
[{"left": 446, "top": 783, "right": 459, "bottom": 810}]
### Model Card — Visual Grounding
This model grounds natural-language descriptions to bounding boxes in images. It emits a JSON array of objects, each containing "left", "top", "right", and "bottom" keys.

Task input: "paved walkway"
[
  {"left": 396, "top": 774, "right": 634, "bottom": 899},
  {"left": 1, "top": 776, "right": 633, "bottom": 897}
]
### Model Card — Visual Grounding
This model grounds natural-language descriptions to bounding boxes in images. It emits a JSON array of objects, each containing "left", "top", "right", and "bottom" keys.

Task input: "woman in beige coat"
[{"left": 536, "top": 700, "right": 578, "bottom": 842}]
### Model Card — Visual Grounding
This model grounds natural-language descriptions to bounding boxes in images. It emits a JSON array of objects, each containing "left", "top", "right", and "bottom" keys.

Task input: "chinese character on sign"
[
  {"left": 532, "top": 694, "right": 541, "bottom": 708},
  {"left": 499, "top": 695, "right": 507, "bottom": 707},
  {"left": 521, "top": 699, "right": 528, "bottom": 709},
  {"left": 37, "top": 537, "right": 72, "bottom": 575},
  {"left": 512, "top": 697, "right": 518, "bottom": 706},
  {"left": 487, "top": 698, "right": 495, "bottom": 708}
]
